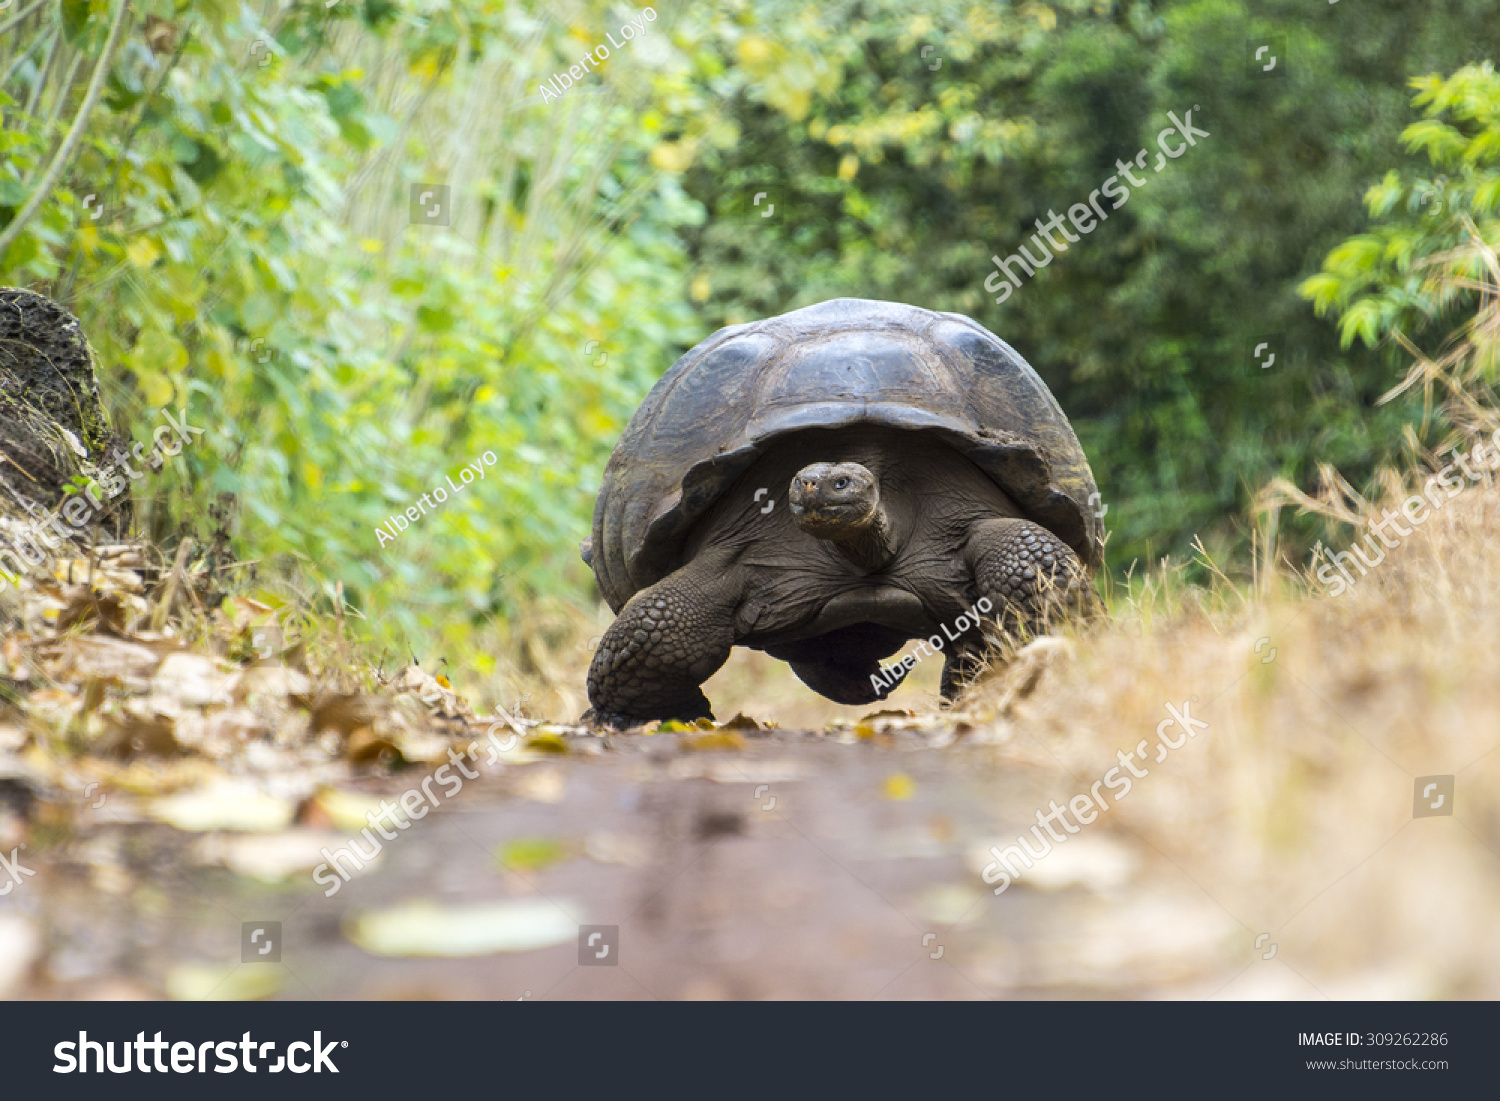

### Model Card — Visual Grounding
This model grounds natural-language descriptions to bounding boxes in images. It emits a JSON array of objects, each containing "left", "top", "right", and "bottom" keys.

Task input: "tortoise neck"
[{"left": 828, "top": 505, "right": 897, "bottom": 572}]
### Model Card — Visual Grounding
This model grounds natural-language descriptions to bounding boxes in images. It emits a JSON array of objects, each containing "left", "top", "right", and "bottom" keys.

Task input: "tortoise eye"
[{"left": 834, "top": 478, "right": 850, "bottom": 490}]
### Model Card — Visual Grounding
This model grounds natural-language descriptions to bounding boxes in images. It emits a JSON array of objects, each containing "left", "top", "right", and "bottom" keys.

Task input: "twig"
[
  {"left": 214, "top": 558, "right": 261, "bottom": 571},
  {"left": 150, "top": 535, "right": 192, "bottom": 632}
]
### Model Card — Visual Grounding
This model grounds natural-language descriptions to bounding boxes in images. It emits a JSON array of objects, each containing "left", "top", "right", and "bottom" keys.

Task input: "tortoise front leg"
[
  {"left": 935, "top": 518, "right": 1087, "bottom": 700},
  {"left": 584, "top": 558, "right": 741, "bottom": 728},
  {"left": 964, "top": 517, "right": 1089, "bottom": 632}
]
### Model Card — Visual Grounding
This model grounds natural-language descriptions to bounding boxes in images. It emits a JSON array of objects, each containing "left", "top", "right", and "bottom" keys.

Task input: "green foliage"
[
  {"left": 672, "top": 0, "right": 1500, "bottom": 568},
  {"left": 1303, "top": 63, "right": 1500, "bottom": 365},
  {"left": 1, "top": 0, "right": 706, "bottom": 668}
]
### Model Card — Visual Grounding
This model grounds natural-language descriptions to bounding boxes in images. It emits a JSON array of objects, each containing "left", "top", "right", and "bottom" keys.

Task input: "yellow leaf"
[
  {"left": 649, "top": 141, "right": 694, "bottom": 174},
  {"left": 690, "top": 273, "right": 712, "bottom": 302},
  {"left": 782, "top": 89, "right": 811, "bottom": 121},
  {"left": 883, "top": 773, "right": 915, "bottom": 801},
  {"left": 1027, "top": 3, "right": 1058, "bottom": 31},
  {"left": 838, "top": 154, "right": 859, "bottom": 181},
  {"left": 524, "top": 733, "right": 569, "bottom": 754},
  {"left": 138, "top": 370, "right": 174, "bottom": 408},
  {"left": 679, "top": 731, "right": 746, "bottom": 752},
  {"left": 166, "top": 962, "right": 281, "bottom": 1001},
  {"left": 126, "top": 237, "right": 161, "bottom": 267},
  {"left": 737, "top": 35, "right": 773, "bottom": 66}
]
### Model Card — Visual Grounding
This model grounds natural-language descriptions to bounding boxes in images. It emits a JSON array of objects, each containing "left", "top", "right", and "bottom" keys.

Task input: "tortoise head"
[{"left": 787, "top": 461, "right": 881, "bottom": 541}]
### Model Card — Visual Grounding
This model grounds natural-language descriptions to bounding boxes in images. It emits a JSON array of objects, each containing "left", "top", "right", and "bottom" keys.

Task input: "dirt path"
[{"left": 4, "top": 717, "right": 1276, "bottom": 1001}]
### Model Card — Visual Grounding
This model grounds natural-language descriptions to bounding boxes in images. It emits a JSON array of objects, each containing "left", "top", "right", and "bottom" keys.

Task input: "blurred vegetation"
[
  {"left": 679, "top": 0, "right": 1500, "bottom": 569},
  {"left": 1, "top": 0, "right": 709, "bottom": 678},
  {"left": 1, "top": 0, "right": 1497, "bottom": 683},
  {"left": 1304, "top": 62, "right": 1500, "bottom": 414}
]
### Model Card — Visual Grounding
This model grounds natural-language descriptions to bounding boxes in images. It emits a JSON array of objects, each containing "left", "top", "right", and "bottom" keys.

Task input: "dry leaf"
[
  {"left": 302, "top": 690, "right": 378, "bottom": 737},
  {"left": 150, "top": 781, "right": 295, "bottom": 832},
  {"left": 346, "top": 900, "right": 576, "bottom": 957},
  {"left": 678, "top": 731, "right": 746, "bottom": 752},
  {"left": 150, "top": 653, "right": 232, "bottom": 708},
  {"left": 196, "top": 829, "right": 351, "bottom": 882},
  {"left": 883, "top": 773, "right": 916, "bottom": 801}
]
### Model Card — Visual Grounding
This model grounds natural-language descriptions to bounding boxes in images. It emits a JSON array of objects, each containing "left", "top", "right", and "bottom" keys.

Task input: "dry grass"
[{"left": 949, "top": 472, "right": 1500, "bottom": 997}]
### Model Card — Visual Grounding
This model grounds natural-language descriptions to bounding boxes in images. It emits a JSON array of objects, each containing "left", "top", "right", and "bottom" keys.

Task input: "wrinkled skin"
[{"left": 585, "top": 426, "right": 1090, "bottom": 727}]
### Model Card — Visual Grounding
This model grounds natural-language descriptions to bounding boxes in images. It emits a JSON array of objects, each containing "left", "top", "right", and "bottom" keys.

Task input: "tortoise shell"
[{"left": 586, "top": 298, "right": 1102, "bottom": 612}]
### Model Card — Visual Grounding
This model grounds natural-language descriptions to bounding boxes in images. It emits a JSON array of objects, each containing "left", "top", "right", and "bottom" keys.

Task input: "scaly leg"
[
  {"left": 584, "top": 557, "right": 741, "bottom": 727},
  {"left": 943, "top": 517, "right": 1089, "bottom": 697}
]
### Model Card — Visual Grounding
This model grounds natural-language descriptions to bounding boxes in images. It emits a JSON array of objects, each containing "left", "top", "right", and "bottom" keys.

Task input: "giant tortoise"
[{"left": 580, "top": 298, "right": 1102, "bottom": 726}]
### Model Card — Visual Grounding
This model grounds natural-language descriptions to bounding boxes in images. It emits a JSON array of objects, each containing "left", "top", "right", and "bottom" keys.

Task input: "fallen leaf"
[
  {"left": 917, "top": 883, "right": 984, "bottom": 926},
  {"left": 26, "top": 686, "right": 81, "bottom": 725},
  {"left": 346, "top": 900, "right": 576, "bottom": 957},
  {"left": 0, "top": 913, "right": 40, "bottom": 998},
  {"left": 151, "top": 653, "right": 232, "bottom": 707},
  {"left": 232, "top": 664, "right": 312, "bottom": 701},
  {"left": 150, "top": 781, "right": 295, "bottom": 832},
  {"left": 165, "top": 962, "right": 281, "bottom": 1001},
  {"left": 516, "top": 767, "right": 566, "bottom": 804},
  {"left": 96, "top": 713, "right": 179, "bottom": 757},
  {"left": 196, "top": 829, "right": 351, "bottom": 882},
  {"left": 883, "top": 773, "right": 916, "bottom": 801},
  {"left": 315, "top": 789, "right": 411, "bottom": 834},
  {"left": 495, "top": 836, "right": 571, "bottom": 873},
  {"left": 583, "top": 831, "right": 651, "bottom": 867},
  {"left": 396, "top": 665, "right": 474, "bottom": 720},
  {"left": 679, "top": 731, "right": 746, "bottom": 752},
  {"left": 343, "top": 728, "right": 403, "bottom": 765},
  {"left": 302, "top": 690, "right": 378, "bottom": 737},
  {"left": 201, "top": 708, "right": 273, "bottom": 745},
  {"left": 223, "top": 597, "right": 274, "bottom": 630},
  {"left": 64, "top": 634, "right": 161, "bottom": 681},
  {"left": 55, "top": 588, "right": 129, "bottom": 635},
  {"left": 1003, "top": 836, "right": 1138, "bottom": 893}
]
